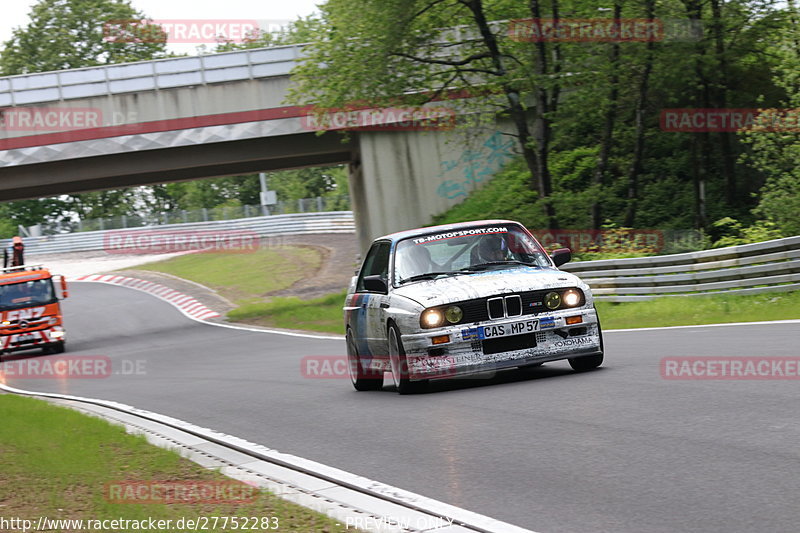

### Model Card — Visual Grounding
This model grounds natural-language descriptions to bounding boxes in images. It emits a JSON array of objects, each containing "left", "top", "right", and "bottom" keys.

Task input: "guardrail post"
[
  {"left": 121, "top": 215, "right": 127, "bottom": 228},
  {"left": 317, "top": 196, "right": 324, "bottom": 212},
  {"left": 298, "top": 199, "right": 305, "bottom": 213},
  {"left": 202, "top": 208, "right": 208, "bottom": 222}
]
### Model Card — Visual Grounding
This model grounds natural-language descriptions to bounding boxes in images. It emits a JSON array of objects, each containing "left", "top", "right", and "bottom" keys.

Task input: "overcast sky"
[{"left": 1, "top": 0, "right": 322, "bottom": 55}]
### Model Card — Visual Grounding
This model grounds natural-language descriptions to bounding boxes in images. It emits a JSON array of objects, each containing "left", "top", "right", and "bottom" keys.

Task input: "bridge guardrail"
[
  {"left": 23, "top": 211, "right": 355, "bottom": 256},
  {"left": 560, "top": 235, "right": 800, "bottom": 301},
  {"left": 0, "top": 44, "right": 305, "bottom": 107}
]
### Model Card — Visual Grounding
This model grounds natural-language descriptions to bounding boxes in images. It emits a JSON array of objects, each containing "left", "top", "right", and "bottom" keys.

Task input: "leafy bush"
[{"left": 711, "top": 217, "right": 784, "bottom": 247}]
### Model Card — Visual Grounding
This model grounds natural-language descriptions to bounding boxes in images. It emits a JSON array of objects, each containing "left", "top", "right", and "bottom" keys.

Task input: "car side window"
[{"left": 356, "top": 241, "right": 391, "bottom": 292}]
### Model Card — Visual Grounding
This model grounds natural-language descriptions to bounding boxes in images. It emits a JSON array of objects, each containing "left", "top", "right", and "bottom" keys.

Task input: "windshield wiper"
[
  {"left": 463, "top": 260, "right": 539, "bottom": 271},
  {"left": 399, "top": 271, "right": 459, "bottom": 284}
]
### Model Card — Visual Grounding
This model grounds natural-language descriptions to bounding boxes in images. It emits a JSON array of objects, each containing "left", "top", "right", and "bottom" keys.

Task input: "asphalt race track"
[{"left": 4, "top": 283, "right": 799, "bottom": 533}]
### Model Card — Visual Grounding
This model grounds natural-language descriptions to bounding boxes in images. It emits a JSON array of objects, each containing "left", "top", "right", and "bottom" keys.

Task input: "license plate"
[
  {"left": 480, "top": 319, "right": 538, "bottom": 339},
  {"left": 16, "top": 334, "right": 35, "bottom": 343}
]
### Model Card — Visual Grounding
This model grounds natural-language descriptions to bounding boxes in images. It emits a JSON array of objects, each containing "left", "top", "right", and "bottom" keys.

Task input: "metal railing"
[
  {"left": 36, "top": 196, "right": 350, "bottom": 235},
  {"left": 561, "top": 236, "right": 800, "bottom": 301},
  {"left": 22, "top": 211, "right": 355, "bottom": 256},
  {"left": 0, "top": 44, "right": 304, "bottom": 107}
]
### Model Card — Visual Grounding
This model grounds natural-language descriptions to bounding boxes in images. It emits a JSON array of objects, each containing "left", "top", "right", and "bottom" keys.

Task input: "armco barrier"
[
  {"left": 22, "top": 211, "right": 355, "bottom": 256},
  {"left": 20, "top": 217, "right": 800, "bottom": 301},
  {"left": 561, "top": 235, "right": 800, "bottom": 301}
]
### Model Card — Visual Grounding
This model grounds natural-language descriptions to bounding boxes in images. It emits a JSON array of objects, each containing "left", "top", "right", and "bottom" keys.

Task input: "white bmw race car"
[{"left": 344, "top": 220, "right": 604, "bottom": 393}]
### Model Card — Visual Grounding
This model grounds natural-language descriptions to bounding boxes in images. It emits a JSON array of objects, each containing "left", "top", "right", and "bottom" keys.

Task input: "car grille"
[
  {"left": 0, "top": 318, "right": 51, "bottom": 333},
  {"left": 456, "top": 289, "right": 559, "bottom": 324}
]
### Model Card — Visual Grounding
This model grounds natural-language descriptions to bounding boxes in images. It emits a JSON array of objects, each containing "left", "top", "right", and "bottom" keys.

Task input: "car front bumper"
[
  {"left": 0, "top": 326, "right": 65, "bottom": 354},
  {"left": 400, "top": 308, "right": 602, "bottom": 380}
]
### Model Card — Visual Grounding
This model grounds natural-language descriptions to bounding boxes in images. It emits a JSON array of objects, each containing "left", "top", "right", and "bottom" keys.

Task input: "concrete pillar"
[
  {"left": 353, "top": 120, "right": 517, "bottom": 253},
  {"left": 347, "top": 145, "right": 372, "bottom": 255}
]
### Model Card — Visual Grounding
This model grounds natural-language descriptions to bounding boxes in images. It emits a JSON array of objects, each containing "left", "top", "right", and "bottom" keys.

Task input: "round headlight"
[
  {"left": 562, "top": 289, "right": 581, "bottom": 307},
  {"left": 445, "top": 306, "right": 463, "bottom": 324},
  {"left": 544, "top": 291, "right": 561, "bottom": 310},
  {"left": 421, "top": 308, "right": 445, "bottom": 328}
]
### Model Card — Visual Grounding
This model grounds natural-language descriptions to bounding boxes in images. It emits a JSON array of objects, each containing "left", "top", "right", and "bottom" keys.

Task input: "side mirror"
[
  {"left": 550, "top": 248, "right": 572, "bottom": 268},
  {"left": 363, "top": 275, "right": 388, "bottom": 294},
  {"left": 60, "top": 276, "right": 69, "bottom": 299}
]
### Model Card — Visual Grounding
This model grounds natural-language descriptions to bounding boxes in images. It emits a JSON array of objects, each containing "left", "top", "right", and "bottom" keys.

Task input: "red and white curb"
[{"left": 71, "top": 274, "right": 221, "bottom": 321}]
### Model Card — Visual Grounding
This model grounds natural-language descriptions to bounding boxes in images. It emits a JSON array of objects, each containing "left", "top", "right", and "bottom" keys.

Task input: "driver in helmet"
[{"left": 474, "top": 234, "right": 509, "bottom": 264}]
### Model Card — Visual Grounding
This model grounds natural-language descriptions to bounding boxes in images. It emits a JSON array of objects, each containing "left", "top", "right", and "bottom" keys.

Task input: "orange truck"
[{"left": 0, "top": 264, "right": 68, "bottom": 357}]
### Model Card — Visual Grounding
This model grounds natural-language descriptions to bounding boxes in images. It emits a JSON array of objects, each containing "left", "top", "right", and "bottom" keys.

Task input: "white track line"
[
  {"left": 72, "top": 276, "right": 800, "bottom": 340},
  {"left": 606, "top": 319, "right": 800, "bottom": 333},
  {"left": 70, "top": 277, "right": 344, "bottom": 341},
  {"left": 0, "top": 383, "right": 536, "bottom": 533}
]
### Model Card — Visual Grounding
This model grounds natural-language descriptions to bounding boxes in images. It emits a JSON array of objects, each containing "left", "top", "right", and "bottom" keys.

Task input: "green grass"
[
  {"left": 0, "top": 393, "right": 346, "bottom": 531},
  {"left": 134, "top": 242, "right": 799, "bottom": 334},
  {"left": 596, "top": 290, "right": 800, "bottom": 330},
  {"left": 137, "top": 246, "right": 322, "bottom": 302},
  {"left": 229, "top": 291, "right": 347, "bottom": 334},
  {"left": 135, "top": 246, "right": 344, "bottom": 332}
]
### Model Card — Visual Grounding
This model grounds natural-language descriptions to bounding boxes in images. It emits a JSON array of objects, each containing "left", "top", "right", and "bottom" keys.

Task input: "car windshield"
[
  {"left": 0, "top": 279, "right": 56, "bottom": 311},
  {"left": 394, "top": 225, "right": 551, "bottom": 285}
]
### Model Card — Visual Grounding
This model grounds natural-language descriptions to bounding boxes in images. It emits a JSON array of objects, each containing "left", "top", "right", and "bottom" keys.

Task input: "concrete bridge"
[{"left": 0, "top": 45, "right": 518, "bottom": 250}]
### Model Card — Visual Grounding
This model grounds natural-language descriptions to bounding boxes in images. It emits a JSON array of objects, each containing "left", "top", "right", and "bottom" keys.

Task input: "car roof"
[
  {"left": 375, "top": 219, "right": 524, "bottom": 244},
  {"left": 0, "top": 269, "right": 51, "bottom": 285}
]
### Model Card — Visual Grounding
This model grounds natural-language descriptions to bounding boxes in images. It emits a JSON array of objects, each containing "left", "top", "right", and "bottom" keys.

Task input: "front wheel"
[
  {"left": 388, "top": 324, "right": 426, "bottom": 394},
  {"left": 347, "top": 329, "right": 382, "bottom": 391},
  {"left": 568, "top": 353, "right": 603, "bottom": 371},
  {"left": 569, "top": 315, "right": 605, "bottom": 372},
  {"left": 43, "top": 341, "right": 65, "bottom": 355}
]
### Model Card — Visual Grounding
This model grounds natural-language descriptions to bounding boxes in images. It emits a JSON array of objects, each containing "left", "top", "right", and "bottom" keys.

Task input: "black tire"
[
  {"left": 568, "top": 318, "right": 604, "bottom": 372},
  {"left": 568, "top": 353, "right": 603, "bottom": 371},
  {"left": 388, "top": 323, "right": 427, "bottom": 394},
  {"left": 347, "top": 329, "right": 383, "bottom": 391},
  {"left": 42, "top": 341, "right": 65, "bottom": 355}
]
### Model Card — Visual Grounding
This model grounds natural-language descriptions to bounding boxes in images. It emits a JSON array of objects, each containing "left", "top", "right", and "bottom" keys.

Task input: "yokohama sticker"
[{"left": 553, "top": 337, "right": 594, "bottom": 348}]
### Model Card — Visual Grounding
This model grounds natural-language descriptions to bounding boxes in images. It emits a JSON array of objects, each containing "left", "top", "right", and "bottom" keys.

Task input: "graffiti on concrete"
[{"left": 436, "top": 131, "right": 516, "bottom": 199}]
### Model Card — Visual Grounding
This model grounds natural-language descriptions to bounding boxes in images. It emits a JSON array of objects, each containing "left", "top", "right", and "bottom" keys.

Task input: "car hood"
[{"left": 393, "top": 266, "right": 584, "bottom": 306}]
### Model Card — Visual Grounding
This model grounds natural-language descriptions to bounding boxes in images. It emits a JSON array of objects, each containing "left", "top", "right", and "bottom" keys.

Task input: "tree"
[
  {"left": 288, "top": 0, "right": 572, "bottom": 227},
  {"left": 0, "top": 0, "right": 167, "bottom": 75},
  {"left": 739, "top": 6, "right": 800, "bottom": 236},
  {"left": 214, "top": 16, "right": 323, "bottom": 52},
  {"left": 591, "top": 1, "right": 621, "bottom": 229},
  {"left": 0, "top": 0, "right": 168, "bottom": 228},
  {"left": 137, "top": 166, "right": 348, "bottom": 213}
]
